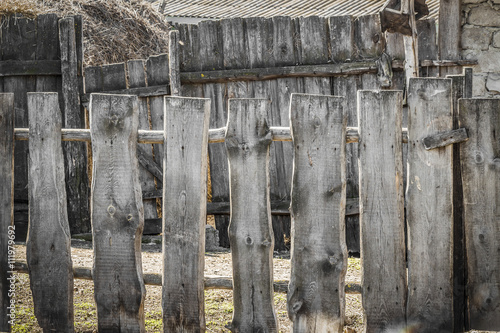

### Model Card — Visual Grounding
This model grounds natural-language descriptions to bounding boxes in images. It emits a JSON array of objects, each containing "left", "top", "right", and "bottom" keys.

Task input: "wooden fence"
[{"left": 2, "top": 71, "right": 499, "bottom": 331}]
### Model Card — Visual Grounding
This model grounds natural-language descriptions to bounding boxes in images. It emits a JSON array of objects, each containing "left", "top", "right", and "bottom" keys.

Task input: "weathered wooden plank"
[
  {"left": 329, "top": 16, "right": 354, "bottom": 62},
  {"left": 298, "top": 16, "right": 329, "bottom": 65},
  {"left": 59, "top": 16, "right": 90, "bottom": 234},
  {"left": 459, "top": 98, "right": 500, "bottom": 330},
  {"left": 35, "top": 14, "right": 60, "bottom": 91},
  {"left": 422, "top": 128, "right": 468, "bottom": 150},
  {"left": 0, "top": 60, "right": 62, "bottom": 76},
  {"left": 221, "top": 18, "right": 248, "bottom": 70},
  {"left": 358, "top": 90, "right": 406, "bottom": 331},
  {"left": 128, "top": 59, "right": 158, "bottom": 222},
  {"left": 288, "top": 93, "right": 347, "bottom": 332},
  {"left": 225, "top": 98, "right": 277, "bottom": 332},
  {"left": 0, "top": 94, "right": 14, "bottom": 332},
  {"left": 417, "top": 19, "right": 438, "bottom": 78},
  {"left": 272, "top": 16, "right": 296, "bottom": 67},
  {"left": 83, "top": 66, "right": 103, "bottom": 93},
  {"left": 245, "top": 17, "right": 275, "bottom": 68},
  {"left": 406, "top": 78, "right": 454, "bottom": 331},
  {"left": 438, "top": 0, "right": 461, "bottom": 76},
  {"left": 169, "top": 30, "right": 181, "bottom": 96},
  {"left": 26, "top": 92, "right": 74, "bottom": 332},
  {"left": 176, "top": 23, "right": 201, "bottom": 72},
  {"left": 354, "top": 14, "right": 385, "bottom": 59},
  {"left": 162, "top": 96, "right": 210, "bottom": 331},
  {"left": 198, "top": 20, "right": 224, "bottom": 70},
  {"left": 101, "top": 63, "right": 127, "bottom": 91},
  {"left": 90, "top": 94, "right": 145, "bottom": 332},
  {"left": 385, "top": 32, "right": 405, "bottom": 61}
]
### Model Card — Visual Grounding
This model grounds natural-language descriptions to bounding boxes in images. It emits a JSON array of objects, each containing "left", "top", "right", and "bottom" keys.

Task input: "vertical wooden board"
[
  {"left": 354, "top": 14, "right": 385, "bottom": 59},
  {"left": 101, "top": 63, "right": 127, "bottom": 91},
  {"left": 329, "top": 16, "right": 354, "bottom": 62},
  {"left": 162, "top": 96, "right": 210, "bottom": 331},
  {"left": 0, "top": 94, "right": 14, "bottom": 332},
  {"left": 221, "top": 18, "right": 249, "bottom": 70},
  {"left": 417, "top": 19, "right": 438, "bottom": 78},
  {"left": 406, "top": 78, "right": 454, "bottom": 331},
  {"left": 26, "top": 93, "right": 74, "bottom": 332},
  {"left": 459, "top": 99, "right": 500, "bottom": 330},
  {"left": 84, "top": 66, "right": 103, "bottom": 93},
  {"left": 288, "top": 94, "right": 347, "bottom": 332},
  {"left": 358, "top": 90, "right": 406, "bottom": 331},
  {"left": 297, "top": 16, "right": 329, "bottom": 65},
  {"left": 60, "top": 16, "right": 91, "bottom": 234},
  {"left": 438, "top": 0, "right": 461, "bottom": 76},
  {"left": 385, "top": 32, "right": 405, "bottom": 61},
  {"left": 272, "top": 16, "right": 296, "bottom": 66},
  {"left": 169, "top": 30, "right": 181, "bottom": 96},
  {"left": 176, "top": 23, "right": 201, "bottom": 72},
  {"left": 90, "top": 94, "right": 145, "bottom": 332},
  {"left": 35, "top": 14, "right": 60, "bottom": 92},
  {"left": 225, "top": 98, "right": 277, "bottom": 332},
  {"left": 128, "top": 59, "right": 158, "bottom": 221},
  {"left": 198, "top": 20, "right": 224, "bottom": 70},
  {"left": 245, "top": 17, "right": 275, "bottom": 68}
]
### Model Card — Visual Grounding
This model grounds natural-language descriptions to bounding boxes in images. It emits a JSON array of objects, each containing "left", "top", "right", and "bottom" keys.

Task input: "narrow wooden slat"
[
  {"left": 354, "top": 14, "right": 385, "bottom": 59},
  {"left": 168, "top": 30, "right": 181, "bottom": 96},
  {"left": 0, "top": 94, "right": 14, "bottom": 332},
  {"left": 35, "top": 14, "right": 60, "bottom": 92},
  {"left": 460, "top": 98, "right": 500, "bottom": 330},
  {"left": 288, "top": 93, "right": 347, "bottom": 331},
  {"left": 27, "top": 92, "right": 74, "bottom": 332},
  {"left": 90, "top": 94, "right": 145, "bottom": 332},
  {"left": 225, "top": 98, "right": 278, "bottom": 332},
  {"left": 358, "top": 90, "right": 406, "bottom": 331},
  {"left": 417, "top": 19, "right": 438, "bottom": 77},
  {"left": 329, "top": 16, "right": 354, "bottom": 62},
  {"left": 438, "top": 0, "right": 461, "bottom": 76},
  {"left": 59, "top": 16, "right": 91, "bottom": 234},
  {"left": 162, "top": 96, "right": 210, "bottom": 331},
  {"left": 406, "top": 78, "right": 454, "bottom": 331}
]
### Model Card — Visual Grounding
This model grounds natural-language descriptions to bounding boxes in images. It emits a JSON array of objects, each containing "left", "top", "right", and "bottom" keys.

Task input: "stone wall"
[{"left": 462, "top": 0, "right": 500, "bottom": 97}]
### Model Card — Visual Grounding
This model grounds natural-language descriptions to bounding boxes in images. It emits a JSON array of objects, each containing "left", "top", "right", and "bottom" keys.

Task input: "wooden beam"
[
  {"left": 0, "top": 60, "right": 62, "bottom": 76},
  {"left": 422, "top": 128, "right": 468, "bottom": 150}
]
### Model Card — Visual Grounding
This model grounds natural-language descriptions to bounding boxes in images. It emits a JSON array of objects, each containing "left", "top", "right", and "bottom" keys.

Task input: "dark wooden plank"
[
  {"left": 198, "top": 20, "right": 224, "bottom": 70},
  {"left": 406, "top": 78, "right": 454, "bottom": 331},
  {"left": 288, "top": 93, "right": 347, "bottom": 330},
  {"left": 417, "top": 19, "right": 438, "bottom": 77},
  {"left": 272, "top": 16, "right": 296, "bottom": 67},
  {"left": 128, "top": 59, "right": 158, "bottom": 222},
  {"left": 169, "top": 30, "right": 181, "bottom": 96},
  {"left": 245, "top": 17, "right": 275, "bottom": 68},
  {"left": 0, "top": 60, "right": 61, "bottom": 76},
  {"left": 298, "top": 16, "right": 329, "bottom": 65},
  {"left": 221, "top": 18, "right": 248, "bottom": 70},
  {"left": 101, "top": 63, "right": 127, "bottom": 91},
  {"left": 27, "top": 92, "right": 74, "bottom": 332},
  {"left": 225, "top": 98, "right": 277, "bottom": 332},
  {"left": 84, "top": 66, "right": 103, "bottom": 93},
  {"left": 358, "top": 90, "right": 406, "bottom": 331},
  {"left": 176, "top": 23, "right": 201, "bottom": 72},
  {"left": 60, "top": 16, "right": 90, "bottom": 234},
  {"left": 459, "top": 98, "right": 500, "bottom": 330},
  {"left": 329, "top": 16, "right": 354, "bottom": 63},
  {"left": 35, "top": 14, "right": 60, "bottom": 93},
  {"left": 438, "top": 0, "right": 461, "bottom": 76},
  {"left": 162, "top": 96, "right": 210, "bottom": 331},
  {"left": 354, "top": 14, "right": 385, "bottom": 59},
  {"left": 90, "top": 94, "right": 145, "bottom": 331},
  {"left": 0, "top": 94, "right": 14, "bottom": 332}
]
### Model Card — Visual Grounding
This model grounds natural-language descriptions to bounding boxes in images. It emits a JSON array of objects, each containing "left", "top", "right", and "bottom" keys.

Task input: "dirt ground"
[{"left": 12, "top": 239, "right": 364, "bottom": 332}]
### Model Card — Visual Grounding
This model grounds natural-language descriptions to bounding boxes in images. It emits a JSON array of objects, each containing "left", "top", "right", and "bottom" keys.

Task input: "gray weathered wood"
[
  {"left": 417, "top": 19, "right": 438, "bottom": 77},
  {"left": 225, "top": 98, "right": 278, "bottom": 332},
  {"left": 162, "top": 96, "right": 210, "bottom": 331},
  {"left": 0, "top": 94, "right": 14, "bottom": 332},
  {"left": 288, "top": 93, "right": 347, "bottom": 332},
  {"left": 168, "top": 30, "right": 181, "bottom": 96},
  {"left": 27, "top": 92, "right": 74, "bottom": 332},
  {"left": 35, "top": 14, "right": 59, "bottom": 92},
  {"left": 329, "top": 16, "right": 354, "bottom": 62},
  {"left": 358, "top": 90, "right": 406, "bottom": 331},
  {"left": 59, "top": 16, "right": 90, "bottom": 234},
  {"left": 90, "top": 94, "right": 145, "bottom": 332},
  {"left": 0, "top": 60, "right": 61, "bottom": 76},
  {"left": 406, "top": 78, "right": 454, "bottom": 331},
  {"left": 402, "top": 0, "right": 419, "bottom": 89},
  {"left": 221, "top": 18, "right": 248, "bottom": 70},
  {"left": 422, "top": 128, "right": 468, "bottom": 150},
  {"left": 298, "top": 16, "right": 329, "bottom": 65},
  {"left": 438, "top": 0, "right": 461, "bottom": 76},
  {"left": 354, "top": 14, "right": 385, "bottom": 59},
  {"left": 459, "top": 98, "right": 500, "bottom": 330}
]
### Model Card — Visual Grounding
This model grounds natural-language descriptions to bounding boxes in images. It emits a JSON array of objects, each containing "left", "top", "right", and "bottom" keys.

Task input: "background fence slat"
[
  {"left": 90, "top": 94, "right": 145, "bottom": 332},
  {"left": 358, "top": 90, "right": 406, "bottom": 331},
  {"left": 329, "top": 16, "right": 354, "bottom": 62},
  {"left": 406, "top": 78, "right": 454, "bottom": 331},
  {"left": 288, "top": 93, "right": 347, "bottom": 331},
  {"left": 460, "top": 98, "right": 500, "bottom": 330},
  {"left": 27, "top": 92, "right": 74, "bottom": 332},
  {"left": 162, "top": 96, "right": 210, "bottom": 331},
  {"left": 0, "top": 94, "right": 14, "bottom": 332},
  {"left": 225, "top": 98, "right": 278, "bottom": 332}
]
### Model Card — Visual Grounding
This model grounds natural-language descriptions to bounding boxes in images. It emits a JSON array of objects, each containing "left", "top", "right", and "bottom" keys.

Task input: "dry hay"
[{"left": 0, "top": 0, "right": 170, "bottom": 66}]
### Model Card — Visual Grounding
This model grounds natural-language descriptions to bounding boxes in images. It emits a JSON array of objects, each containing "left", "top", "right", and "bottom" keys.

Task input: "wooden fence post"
[
  {"left": 358, "top": 90, "right": 406, "bottom": 331},
  {"left": 0, "top": 93, "right": 14, "bottom": 332},
  {"left": 26, "top": 92, "right": 74, "bottom": 332},
  {"left": 90, "top": 94, "right": 145, "bottom": 332},
  {"left": 288, "top": 93, "right": 347, "bottom": 332},
  {"left": 162, "top": 96, "right": 210, "bottom": 331},
  {"left": 406, "top": 78, "right": 454, "bottom": 331},
  {"left": 459, "top": 98, "right": 500, "bottom": 330},
  {"left": 225, "top": 98, "right": 278, "bottom": 332}
]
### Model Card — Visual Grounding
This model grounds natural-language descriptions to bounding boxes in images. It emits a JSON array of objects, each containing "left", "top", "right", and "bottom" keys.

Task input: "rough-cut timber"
[
  {"left": 168, "top": 30, "right": 181, "bottom": 96},
  {"left": 422, "top": 128, "right": 468, "bottom": 150},
  {"left": 162, "top": 96, "right": 210, "bottom": 332},
  {"left": 406, "top": 78, "right": 454, "bottom": 331},
  {"left": 329, "top": 16, "right": 354, "bottom": 62},
  {"left": 288, "top": 94, "right": 347, "bottom": 332},
  {"left": 438, "top": 0, "right": 461, "bottom": 76},
  {"left": 459, "top": 99, "right": 500, "bottom": 330},
  {"left": 0, "top": 94, "right": 14, "bottom": 332},
  {"left": 90, "top": 94, "right": 145, "bottom": 332},
  {"left": 225, "top": 98, "right": 278, "bottom": 332},
  {"left": 358, "top": 90, "right": 406, "bottom": 331},
  {"left": 26, "top": 93, "right": 74, "bottom": 332}
]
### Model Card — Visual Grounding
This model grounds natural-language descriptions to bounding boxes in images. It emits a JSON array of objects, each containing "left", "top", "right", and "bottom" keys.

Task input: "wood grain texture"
[
  {"left": 27, "top": 93, "right": 74, "bottom": 332},
  {"left": 459, "top": 99, "right": 500, "bottom": 330},
  {"left": 168, "top": 30, "right": 181, "bottom": 96},
  {"left": 225, "top": 98, "right": 278, "bottom": 333},
  {"left": 90, "top": 94, "right": 145, "bottom": 332},
  {"left": 162, "top": 96, "right": 210, "bottom": 332},
  {"left": 288, "top": 94, "right": 347, "bottom": 332},
  {"left": 358, "top": 90, "right": 406, "bottom": 331},
  {"left": 298, "top": 16, "right": 329, "bottom": 65},
  {"left": 406, "top": 78, "right": 454, "bottom": 331},
  {"left": 422, "top": 128, "right": 468, "bottom": 150},
  {"left": 59, "top": 16, "right": 90, "bottom": 234},
  {"left": 417, "top": 19, "right": 438, "bottom": 78},
  {"left": 438, "top": 0, "right": 461, "bottom": 76},
  {"left": 0, "top": 94, "right": 14, "bottom": 332},
  {"left": 329, "top": 16, "right": 354, "bottom": 62},
  {"left": 354, "top": 14, "right": 385, "bottom": 59}
]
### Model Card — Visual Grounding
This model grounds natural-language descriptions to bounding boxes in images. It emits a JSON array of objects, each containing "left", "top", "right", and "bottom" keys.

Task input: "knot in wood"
[{"left": 107, "top": 205, "right": 116, "bottom": 217}]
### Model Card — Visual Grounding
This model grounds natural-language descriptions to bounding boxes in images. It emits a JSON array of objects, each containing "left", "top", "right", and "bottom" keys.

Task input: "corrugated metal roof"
[{"left": 157, "top": 0, "right": 440, "bottom": 20}]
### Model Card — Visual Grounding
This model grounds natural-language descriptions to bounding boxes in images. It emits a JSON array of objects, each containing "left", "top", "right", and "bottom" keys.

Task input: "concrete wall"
[{"left": 462, "top": 0, "right": 500, "bottom": 97}]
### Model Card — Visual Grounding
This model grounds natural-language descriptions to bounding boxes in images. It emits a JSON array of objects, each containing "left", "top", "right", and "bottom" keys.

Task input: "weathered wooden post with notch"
[
  {"left": 287, "top": 93, "right": 347, "bottom": 332},
  {"left": 225, "top": 98, "right": 278, "bottom": 332}
]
